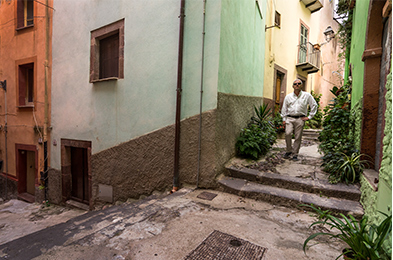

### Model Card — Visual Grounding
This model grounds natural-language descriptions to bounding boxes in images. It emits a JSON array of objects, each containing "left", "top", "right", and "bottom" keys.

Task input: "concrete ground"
[
  {"left": 0, "top": 140, "right": 347, "bottom": 260},
  {"left": 0, "top": 189, "right": 345, "bottom": 260}
]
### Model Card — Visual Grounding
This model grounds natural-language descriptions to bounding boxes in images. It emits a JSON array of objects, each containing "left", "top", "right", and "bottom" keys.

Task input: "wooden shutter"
[
  {"left": 27, "top": 64, "right": 34, "bottom": 103},
  {"left": 17, "top": 0, "right": 24, "bottom": 28},
  {"left": 19, "top": 66, "right": 26, "bottom": 106}
]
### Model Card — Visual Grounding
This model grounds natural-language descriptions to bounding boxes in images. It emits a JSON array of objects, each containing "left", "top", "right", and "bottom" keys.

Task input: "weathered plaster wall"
[
  {"left": 351, "top": 98, "right": 363, "bottom": 150},
  {"left": 215, "top": 92, "right": 263, "bottom": 176},
  {"left": 218, "top": 0, "right": 266, "bottom": 96},
  {"left": 360, "top": 72, "right": 391, "bottom": 228},
  {"left": 349, "top": 0, "right": 370, "bottom": 106},
  {"left": 0, "top": 0, "right": 52, "bottom": 182},
  {"left": 90, "top": 110, "right": 216, "bottom": 203},
  {"left": 51, "top": 0, "right": 180, "bottom": 167}
]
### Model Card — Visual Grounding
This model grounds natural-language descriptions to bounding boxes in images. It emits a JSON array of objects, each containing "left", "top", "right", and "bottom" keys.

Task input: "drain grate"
[
  {"left": 197, "top": 192, "right": 218, "bottom": 201},
  {"left": 184, "top": 230, "right": 267, "bottom": 260}
]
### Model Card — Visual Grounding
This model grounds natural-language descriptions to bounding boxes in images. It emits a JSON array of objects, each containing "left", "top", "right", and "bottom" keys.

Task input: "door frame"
[
  {"left": 61, "top": 139, "right": 92, "bottom": 209},
  {"left": 15, "top": 143, "right": 38, "bottom": 195},
  {"left": 273, "top": 64, "right": 287, "bottom": 111}
]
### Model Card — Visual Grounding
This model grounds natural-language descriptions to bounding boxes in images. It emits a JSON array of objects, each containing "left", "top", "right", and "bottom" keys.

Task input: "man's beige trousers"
[{"left": 285, "top": 117, "right": 305, "bottom": 156}]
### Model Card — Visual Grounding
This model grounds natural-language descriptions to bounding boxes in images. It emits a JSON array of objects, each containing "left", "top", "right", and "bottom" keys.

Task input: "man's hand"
[{"left": 301, "top": 117, "right": 309, "bottom": 121}]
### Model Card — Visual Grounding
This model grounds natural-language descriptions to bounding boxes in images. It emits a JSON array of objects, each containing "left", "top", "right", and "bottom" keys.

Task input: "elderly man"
[{"left": 281, "top": 79, "right": 317, "bottom": 161}]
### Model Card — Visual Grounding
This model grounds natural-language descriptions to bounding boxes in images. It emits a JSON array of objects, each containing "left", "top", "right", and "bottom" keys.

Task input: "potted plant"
[{"left": 302, "top": 204, "right": 392, "bottom": 260}]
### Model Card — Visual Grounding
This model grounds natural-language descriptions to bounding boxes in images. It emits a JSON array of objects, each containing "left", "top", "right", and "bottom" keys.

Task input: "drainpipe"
[
  {"left": 172, "top": 0, "right": 186, "bottom": 193},
  {"left": 1, "top": 81, "right": 7, "bottom": 200},
  {"left": 43, "top": 0, "right": 50, "bottom": 201},
  {"left": 196, "top": 0, "right": 206, "bottom": 188}
]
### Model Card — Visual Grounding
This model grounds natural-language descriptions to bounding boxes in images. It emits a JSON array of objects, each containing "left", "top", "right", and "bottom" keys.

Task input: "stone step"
[
  {"left": 225, "top": 166, "right": 361, "bottom": 201},
  {"left": 217, "top": 175, "right": 364, "bottom": 218}
]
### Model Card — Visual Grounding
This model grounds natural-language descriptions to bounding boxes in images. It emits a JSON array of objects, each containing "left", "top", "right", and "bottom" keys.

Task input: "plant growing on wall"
[
  {"left": 236, "top": 104, "right": 276, "bottom": 160},
  {"left": 335, "top": 0, "right": 353, "bottom": 60}
]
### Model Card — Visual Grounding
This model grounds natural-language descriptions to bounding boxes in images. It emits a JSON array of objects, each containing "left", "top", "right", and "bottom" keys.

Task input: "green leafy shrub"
[
  {"left": 235, "top": 104, "right": 276, "bottom": 160},
  {"left": 330, "top": 152, "right": 370, "bottom": 184},
  {"left": 302, "top": 204, "right": 392, "bottom": 260},
  {"left": 305, "top": 90, "right": 323, "bottom": 129},
  {"left": 273, "top": 112, "right": 285, "bottom": 133},
  {"left": 318, "top": 84, "right": 358, "bottom": 182}
]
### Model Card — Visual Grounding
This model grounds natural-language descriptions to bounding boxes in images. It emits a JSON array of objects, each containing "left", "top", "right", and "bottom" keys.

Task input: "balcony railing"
[{"left": 296, "top": 42, "right": 321, "bottom": 74}]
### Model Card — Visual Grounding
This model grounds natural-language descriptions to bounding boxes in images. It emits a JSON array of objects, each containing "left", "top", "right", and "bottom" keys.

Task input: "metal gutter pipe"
[
  {"left": 43, "top": 0, "right": 50, "bottom": 201},
  {"left": 196, "top": 0, "right": 207, "bottom": 188},
  {"left": 172, "top": 0, "right": 186, "bottom": 193}
]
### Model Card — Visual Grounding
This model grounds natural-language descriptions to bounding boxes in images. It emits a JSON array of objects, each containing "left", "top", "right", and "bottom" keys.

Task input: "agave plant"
[
  {"left": 251, "top": 104, "right": 272, "bottom": 127},
  {"left": 302, "top": 204, "right": 392, "bottom": 260},
  {"left": 337, "top": 152, "right": 370, "bottom": 184}
]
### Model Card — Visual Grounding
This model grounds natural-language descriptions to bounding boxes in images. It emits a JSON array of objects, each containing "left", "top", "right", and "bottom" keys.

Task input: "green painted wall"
[
  {"left": 349, "top": 0, "right": 369, "bottom": 106},
  {"left": 181, "top": 0, "right": 222, "bottom": 118},
  {"left": 218, "top": 0, "right": 266, "bottom": 97}
]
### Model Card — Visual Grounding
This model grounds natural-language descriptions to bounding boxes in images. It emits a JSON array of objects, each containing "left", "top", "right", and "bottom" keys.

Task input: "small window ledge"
[
  {"left": 17, "top": 105, "right": 34, "bottom": 109},
  {"left": 91, "top": 77, "right": 119, "bottom": 83},
  {"left": 362, "top": 169, "right": 379, "bottom": 191},
  {"left": 16, "top": 24, "right": 34, "bottom": 31}
]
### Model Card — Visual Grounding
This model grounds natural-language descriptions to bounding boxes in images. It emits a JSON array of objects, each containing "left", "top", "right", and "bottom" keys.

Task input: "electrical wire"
[{"left": 33, "top": 108, "right": 44, "bottom": 140}]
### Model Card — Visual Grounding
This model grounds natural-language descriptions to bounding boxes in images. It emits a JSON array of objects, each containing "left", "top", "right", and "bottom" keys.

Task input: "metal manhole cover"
[
  {"left": 184, "top": 230, "right": 267, "bottom": 260},
  {"left": 197, "top": 191, "right": 218, "bottom": 201}
]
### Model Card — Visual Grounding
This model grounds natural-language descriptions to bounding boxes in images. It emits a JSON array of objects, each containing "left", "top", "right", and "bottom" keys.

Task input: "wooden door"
[
  {"left": 26, "top": 151, "right": 35, "bottom": 195},
  {"left": 71, "top": 147, "right": 89, "bottom": 204}
]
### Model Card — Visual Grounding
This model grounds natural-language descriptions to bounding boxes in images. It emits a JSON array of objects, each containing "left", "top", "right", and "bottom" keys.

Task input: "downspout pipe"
[
  {"left": 172, "top": 0, "right": 186, "bottom": 193},
  {"left": 43, "top": 0, "right": 50, "bottom": 201},
  {"left": 196, "top": 0, "right": 207, "bottom": 188}
]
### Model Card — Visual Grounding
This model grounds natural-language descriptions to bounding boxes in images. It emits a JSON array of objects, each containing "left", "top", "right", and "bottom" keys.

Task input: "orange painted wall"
[{"left": 0, "top": 0, "right": 52, "bottom": 185}]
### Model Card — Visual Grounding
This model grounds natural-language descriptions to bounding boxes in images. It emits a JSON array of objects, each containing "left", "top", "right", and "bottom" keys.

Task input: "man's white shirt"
[{"left": 281, "top": 91, "right": 317, "bottom": 122}]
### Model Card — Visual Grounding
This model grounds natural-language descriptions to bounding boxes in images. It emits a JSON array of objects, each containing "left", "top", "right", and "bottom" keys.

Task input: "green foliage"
[
  {"left": 251, "top": 103, "right": 272, "bottom": 126},
  {"left": 332, "top": 152, "right": 370, "bottom": 184},
  {"left": 302, "top": 204, "right": 392, "bottom": 260},
  {"left": 236, "top": 104, "right": 277, "bottom": 160},
  {"left": 319, "top": 84, "right": 359, "bottom": 183},
  {"left": 273, "top": 112, "right": 285, "bottom": 133},
  {"left": 336, "top": 0, "right": 353, "bottom": 59},
  {"left": 305, "top": 90, "right": 323, "bottom": 129}
]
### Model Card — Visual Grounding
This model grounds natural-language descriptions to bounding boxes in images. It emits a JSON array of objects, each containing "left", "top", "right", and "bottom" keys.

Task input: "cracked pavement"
[{"left": 0, "top": 187, "right": 345, "bottom": 260}]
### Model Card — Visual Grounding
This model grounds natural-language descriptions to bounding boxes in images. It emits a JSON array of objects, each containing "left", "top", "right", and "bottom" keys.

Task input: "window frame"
[
  {"left": 275, "top": 11, "right": 281, "bottom": 28},
  {"left": 16, "top": 0, "right": 34, "bottom": 30},
  {"left": 16, "top": 58, "right": 36, "bottom": 108},
  {"left": 90, "top": 19, "right": 124, "bottom": 83}
]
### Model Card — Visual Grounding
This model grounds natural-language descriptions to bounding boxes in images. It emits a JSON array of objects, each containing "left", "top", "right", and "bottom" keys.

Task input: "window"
[
  {"left": 275, "top": 11, "right": 281, "bottom": 28},
  {"left": 18, "top": 63, "right": 34, "bottom": 106},
  {"left": 299, "top": 23, "right": 309, "bottom": 63},
  {"left": 17, "top": 0, "right": 34, "bottom": 29},
  {"left": 90, "top": 19, "right": 124, "bottom": 82}
]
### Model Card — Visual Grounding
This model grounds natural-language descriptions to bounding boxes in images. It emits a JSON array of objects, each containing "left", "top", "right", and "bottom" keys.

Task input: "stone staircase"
[
  {"left": 302, "top": 129, "right": 321, "bottom": 141},
  {"left": 217, "top": 164, "right": 364, "bottom": 218}
]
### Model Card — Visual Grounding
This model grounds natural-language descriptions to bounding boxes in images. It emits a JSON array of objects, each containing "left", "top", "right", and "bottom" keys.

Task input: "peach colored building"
[
  {"left": 0, "top": 0, "right": 53, "bottom": 202},
  {"left": 263, "top": 0, "right": 342, "bottom": 112}
]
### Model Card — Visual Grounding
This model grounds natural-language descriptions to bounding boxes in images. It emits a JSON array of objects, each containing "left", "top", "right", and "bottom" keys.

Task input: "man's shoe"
[
  {"left": 283, "top": 152, "right": 292, "bottom": 159},
  {"left": 292, "top": 156, "right": 299, "bottom": 161}
]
